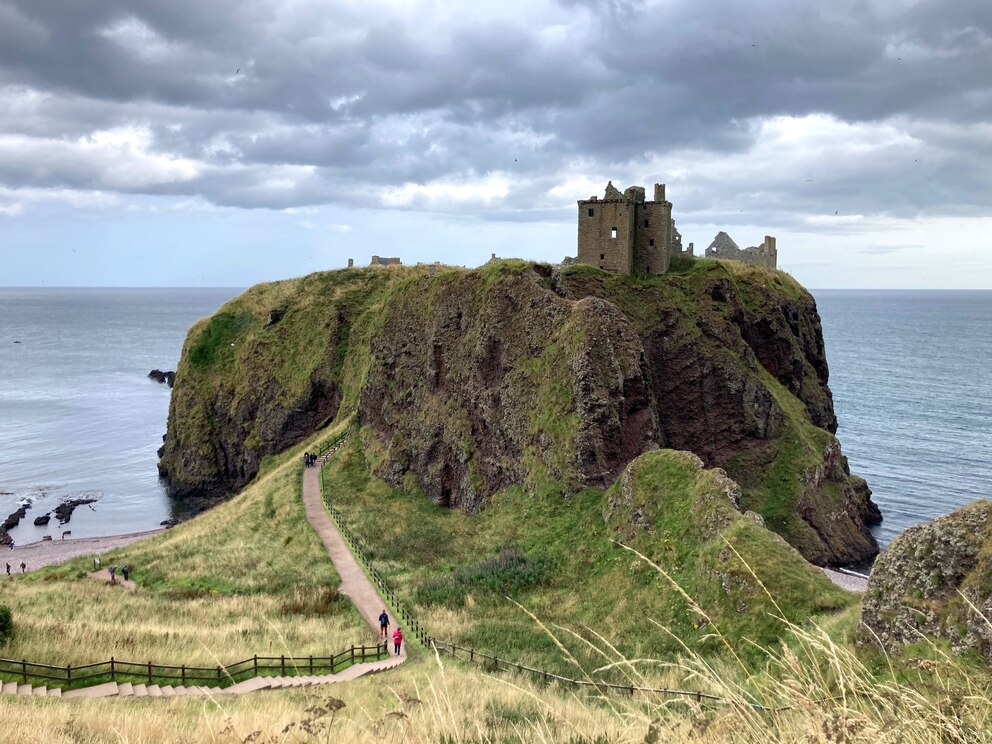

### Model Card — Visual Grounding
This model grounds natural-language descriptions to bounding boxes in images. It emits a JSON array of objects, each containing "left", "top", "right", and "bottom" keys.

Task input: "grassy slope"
[
  {"left": 324, "top": 434, "right": 855, "bottom": 679},
  {"left": 0, "top": 428, "right": 373, "bottom": 668}
]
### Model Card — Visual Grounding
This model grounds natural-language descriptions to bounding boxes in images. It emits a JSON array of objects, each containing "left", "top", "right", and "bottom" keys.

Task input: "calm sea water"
[
  {"left": 816, "top": 290, "right": 992, "bottom": 547},
  {"left": 0, "top": 287, "right": 988, "bottom": 551},
  {"left": 0, "top": 288, "right": 239, "bottom": 541}
]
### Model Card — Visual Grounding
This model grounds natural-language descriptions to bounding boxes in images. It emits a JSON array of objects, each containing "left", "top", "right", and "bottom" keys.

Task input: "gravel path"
[
  {"left": 822, "top": 567, "right": 869, "bottom": 593},
  {"left": 2, "top": 529, "right": 164, "bottom": 574},
  {"left": 302, "top": 453, "right": 407, "bottom": 665}
]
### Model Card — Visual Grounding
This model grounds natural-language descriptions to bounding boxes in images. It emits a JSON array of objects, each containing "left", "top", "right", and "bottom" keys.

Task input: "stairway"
[{"left": 0, "top": 656, "right": 404, "bottom": 699}]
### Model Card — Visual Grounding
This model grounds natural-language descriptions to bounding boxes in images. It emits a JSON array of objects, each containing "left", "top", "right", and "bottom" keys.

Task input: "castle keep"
[
  {"left": 577, "top": 182, "right": 776, "bottom": 274},
  {"left": 577, "top": 182, "right": 674, "bottom": 275}
]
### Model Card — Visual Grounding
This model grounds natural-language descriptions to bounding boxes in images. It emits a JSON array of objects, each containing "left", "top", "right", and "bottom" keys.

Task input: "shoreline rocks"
[{"left": 148, "top": 369, "right": 176, "bottom": 388}]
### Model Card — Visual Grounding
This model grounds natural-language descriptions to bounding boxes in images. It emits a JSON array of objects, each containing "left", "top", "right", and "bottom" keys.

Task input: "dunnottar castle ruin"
[{"left": 577, "top": 182, "right": 777, "bottom": 273}]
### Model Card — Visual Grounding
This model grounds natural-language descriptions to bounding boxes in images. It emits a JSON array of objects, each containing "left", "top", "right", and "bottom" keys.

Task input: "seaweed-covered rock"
[{"left": 859, "top": 500, "right": 992, "bottom": 660}]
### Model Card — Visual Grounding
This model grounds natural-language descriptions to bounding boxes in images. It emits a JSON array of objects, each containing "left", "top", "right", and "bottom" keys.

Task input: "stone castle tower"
[
  {"left": 577, "top": 182, "right": 674, "bottom": 275},
  {"left": 577, "top": 182, "right": 777, "bottom": 273}
]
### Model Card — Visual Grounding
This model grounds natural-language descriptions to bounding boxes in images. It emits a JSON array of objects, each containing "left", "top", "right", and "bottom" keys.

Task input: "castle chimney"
[
  {"left": 654, "top": 183, "right": 666, "bottom": 202},
  {"left": 347, "top": 258, "right": 354, "bottom": 268}
]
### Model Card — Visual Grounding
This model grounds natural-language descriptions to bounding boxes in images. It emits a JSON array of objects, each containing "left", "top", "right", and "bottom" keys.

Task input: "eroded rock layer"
[{"left": 158, "top": 260, "right": 880, "bottom": 565}]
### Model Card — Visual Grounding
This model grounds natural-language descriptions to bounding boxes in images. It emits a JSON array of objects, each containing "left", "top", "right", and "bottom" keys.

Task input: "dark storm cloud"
[{"left": 0, "top": 0, "right": 989, "bottom": 221}]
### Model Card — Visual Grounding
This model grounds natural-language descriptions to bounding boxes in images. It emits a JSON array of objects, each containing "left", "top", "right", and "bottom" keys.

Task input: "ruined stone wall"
[
  {"left": 704, "top": 233, "right": 777, "bottom": 269},
  {"left": 577, "top": 198, "right": 635, "bottom": 273}
]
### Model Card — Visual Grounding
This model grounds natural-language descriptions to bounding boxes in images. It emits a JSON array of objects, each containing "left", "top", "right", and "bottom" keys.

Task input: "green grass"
[
  {"left": 0, "top": 429, "right": 373, "bottom": 669},
  {"left": 322, "top": 434, "right": 856, "bottom": 680}
]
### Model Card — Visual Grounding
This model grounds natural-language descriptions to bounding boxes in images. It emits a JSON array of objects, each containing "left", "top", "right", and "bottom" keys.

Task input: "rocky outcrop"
[
  {"left": 859, "top": 500, "right": 992, "bottom": 661},
  {"left": 159, "top": 260, "right": 880, "bottom": 565},
  {"left": 148, "top": 369, "right": 176, "bottom": 388}
]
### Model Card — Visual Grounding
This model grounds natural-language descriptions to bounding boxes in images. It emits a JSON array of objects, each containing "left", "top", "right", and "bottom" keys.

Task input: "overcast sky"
[{"left": 0, "top": 0, "right": 990, "bottom": 288}]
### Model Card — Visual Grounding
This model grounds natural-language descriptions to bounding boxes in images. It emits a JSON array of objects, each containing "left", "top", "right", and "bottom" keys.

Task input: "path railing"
[
  {"left": 315, "top": 437, "right": 761, "bottom": 708},
  {"left": 0, "top": 644, "right": 388, "bottom": 691}
]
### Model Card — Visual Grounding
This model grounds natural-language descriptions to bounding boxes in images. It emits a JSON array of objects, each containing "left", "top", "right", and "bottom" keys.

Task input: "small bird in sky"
[
  {"left": 834, "top": 210, "right": 839, "bottom": 215},
  {"left": 236, "top": 68, "right": 241, "bottom": 75}
]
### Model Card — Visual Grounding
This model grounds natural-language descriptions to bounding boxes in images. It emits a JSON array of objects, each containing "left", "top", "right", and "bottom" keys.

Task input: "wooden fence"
[{"left": 0, "top": 644, "right": 387, "bottom": 690}]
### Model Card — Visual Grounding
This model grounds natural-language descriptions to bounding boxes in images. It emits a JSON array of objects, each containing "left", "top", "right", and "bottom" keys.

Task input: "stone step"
[
  {"left": 160, "top": 686, "right": 175, "bottom": 697},
  {"left": 131, "top": 684, "right": 148, "bottom": 698},
  {"left": 49, "top": 688, "right": 61, "bottom": 698},
  {"left": 2, "top": 682, "right": 17, "bottom": 695},
  {"left": 17, "top": 685, "right": 31, "bottom": 696},
  {"left": 63, "top": 682, "right": 119, "bottom": 699},
  {"left": 224, "top": 677, "right": 274, "bottom": 694},
  {"left": 172, "top": 686, "right": 189, "bottom": 696},
  {"left": 32, "top": 686, "right": 47, "bottom": 697},
  {"left": 117, "top": 683, "right": 133, "bottom": 696},
  {"left": 146, "top": 685, "right": 162, "bottom": 697}
]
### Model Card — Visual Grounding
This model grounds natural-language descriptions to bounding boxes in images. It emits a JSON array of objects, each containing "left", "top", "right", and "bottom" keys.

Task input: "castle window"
[
  {"left": 588, "top": 207, "right": 594, "bottom": 217},
  {"left": 649, "top": 239, "right": 655, "bottom": 247},
  {"left": 600, "top": 254, "right": 605, "bottom": 260},
  {"left": 611, "top": 227, "right": 617, "bottom": 239},
  {"left": 644, "top": 219, "right": 649, "bottom": 228}
]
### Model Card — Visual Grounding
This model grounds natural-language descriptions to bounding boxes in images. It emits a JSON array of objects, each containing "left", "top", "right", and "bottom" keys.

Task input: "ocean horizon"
[{"left": 1, "top": 286, "right": 989, "bottom": 555}]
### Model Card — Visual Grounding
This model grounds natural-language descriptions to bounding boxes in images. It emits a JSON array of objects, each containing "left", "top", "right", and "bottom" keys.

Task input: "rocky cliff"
[
  {"left": 158, "top": 258, "right": 881, "bottom": 565},
  {"left": 860, "top": 500, "right": 992, "bottom": 661}
]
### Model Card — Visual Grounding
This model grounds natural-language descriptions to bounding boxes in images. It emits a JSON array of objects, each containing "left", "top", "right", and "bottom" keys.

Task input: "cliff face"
[
  {"left": 159, "top": 259, "right": 881, "bottom": 566},
  {"left": 860, "top": 500, "right": 992, "bottom": 662}
]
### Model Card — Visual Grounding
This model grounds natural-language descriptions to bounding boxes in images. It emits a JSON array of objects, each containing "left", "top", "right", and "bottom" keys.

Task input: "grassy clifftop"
[{"left": 160, "top": 258, "right": 879, "bottom": 566}]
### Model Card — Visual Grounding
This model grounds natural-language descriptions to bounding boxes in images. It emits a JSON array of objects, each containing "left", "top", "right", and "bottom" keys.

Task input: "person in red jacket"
[{"left": 392, "top": 627, "right": 403, "bottom": 656}]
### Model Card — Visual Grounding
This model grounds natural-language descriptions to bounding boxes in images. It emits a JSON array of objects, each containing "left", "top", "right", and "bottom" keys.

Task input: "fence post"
[
  {"left": 111, "top": 657, "right": 115, "bottom": 681},
  {"left": 217, "top": 666, "right": 221, "bottom": 685},
  {"left": 253, "top": 655, "right": 258, "bottom": 677},
  {"left": 309, "top": 655, "right": 313, "bottom": 674},
  {"left": 67, "top": 664, "right": 71, "bottom": 684},
  {"left": 21, "top": 660, "right": 26, "bottom": 684},
  {"left": 280, "top": 655, "right": 285, "bottom": 676},
  {"left": 182, "top": 665, "right": 186, "bottom": 686},
  {"left": 350, "top": 646, "right": 355, "bottom": 665},
  {"left": 147, "top": 661, "right": 152, "bottom": 685}
]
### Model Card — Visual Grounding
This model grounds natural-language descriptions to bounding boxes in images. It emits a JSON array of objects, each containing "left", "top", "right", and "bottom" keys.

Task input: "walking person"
[
  {"left": 122, "top": 564, "right": 130, "bottom": 582},
  {"left": 378, "top": 609, "right": 390, "bottom": 640},
  {"left": 392, "top": 627, "right": 403, "bottom": 656},
  {"left": 19, "top": 562, "right": 25, "bottom": 574},
  {"left": 109, "top": 565, "right": 117, "bottom": 584},
  {"left": 93, "top": 557, "right": 101, "bottom": 571},
  {"left": 5, "top": 563, "right": 9, "bottom": 576}
]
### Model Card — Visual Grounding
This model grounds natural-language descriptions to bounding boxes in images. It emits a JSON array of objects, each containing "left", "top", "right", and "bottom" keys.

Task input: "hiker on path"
[
  {"left": 303, "top": 452, "right": 309, "bottom": 468},
  {"left": 378, "top": 609, "right": 390, "bottom": 640},
  {"left": 93, "top": 557, "right": 101, "bottom": 571},
  {"left": 5, "top": 563, "right": 9, "bottom": 576},
  {"left": 109, "top": 565, "right": 117, "bottom": 583},
  {"left": 19, "top": 562, "right": 25, "bottom": 574},
  {"left": 392, "top": 627, "right": 403, "bottom": 656},
  {"left": 122, "top": 565, "right": 130, "bottom": 582},
  {"left": 8, "top": 541, "right": 13, "bottom": 550}
]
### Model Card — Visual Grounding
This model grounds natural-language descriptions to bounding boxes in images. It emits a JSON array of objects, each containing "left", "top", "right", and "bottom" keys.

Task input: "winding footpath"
[
  {"left": 302, "top": 446, "right": 408, "bottom": 666},
  {"left": 0, "top": 446, "right": 404, "bottom": 701}
]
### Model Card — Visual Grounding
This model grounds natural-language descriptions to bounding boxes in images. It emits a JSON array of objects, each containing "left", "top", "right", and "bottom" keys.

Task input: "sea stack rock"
[
  {"left": 860, "top": 500, "right": 992, "bottom": 662},
  {"left": 149, "top": 369, "right": 176, "bottom": 387}
]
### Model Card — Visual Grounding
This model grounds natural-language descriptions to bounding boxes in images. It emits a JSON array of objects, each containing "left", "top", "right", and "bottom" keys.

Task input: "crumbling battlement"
[{"left": 704, "top": 232, "right": 777, "bottom": 269}]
